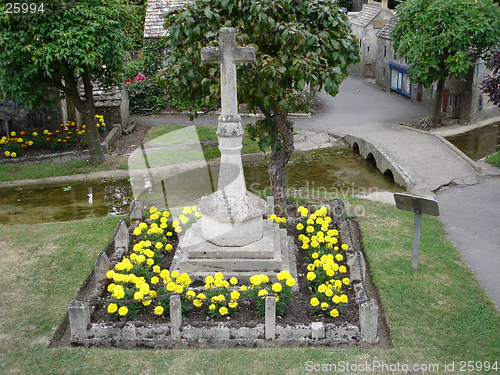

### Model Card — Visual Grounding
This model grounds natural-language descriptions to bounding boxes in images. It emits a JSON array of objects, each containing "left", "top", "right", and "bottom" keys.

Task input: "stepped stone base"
[{"left": 171, "top": 220, "right": 298, "bottom": 286}]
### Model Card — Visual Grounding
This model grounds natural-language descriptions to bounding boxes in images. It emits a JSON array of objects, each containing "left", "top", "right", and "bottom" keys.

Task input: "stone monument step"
[{"left": 185, "top": 221, "right": 276, "bottom": 259}]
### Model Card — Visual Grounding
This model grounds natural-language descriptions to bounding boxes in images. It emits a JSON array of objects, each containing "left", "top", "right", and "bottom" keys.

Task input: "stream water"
[
  {"left": 445, "top": 123, "right": 499, "bottom": 161},
  {"left": 0, "top": 147, "right": 403, "bottom": 224}
]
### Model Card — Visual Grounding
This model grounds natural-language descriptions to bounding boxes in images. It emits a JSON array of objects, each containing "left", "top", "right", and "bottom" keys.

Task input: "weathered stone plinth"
[
  {"left": 197, "top": 189, "right": 267, "bottom": 246},
  {"left": 170, "top": 219, "right": 297, "bottom": 285}
]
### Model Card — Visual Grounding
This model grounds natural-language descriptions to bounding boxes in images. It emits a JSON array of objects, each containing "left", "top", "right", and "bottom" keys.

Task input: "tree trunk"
[
  {"left": 81, "top": 71, "right": 105, "bottom": 163},
  {"left": 268, "top": 111, "right": 294, "bottom": 206},
  {"left": 432, "top": 78, "right": 446, "bottom": 124}
]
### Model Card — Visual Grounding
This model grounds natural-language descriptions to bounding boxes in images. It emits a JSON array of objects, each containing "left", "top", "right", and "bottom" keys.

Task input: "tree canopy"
[
  {"left": 0, "top": 0, "right": 132, "bottom": 162},
  {"left": 159, "top": 0, "right": 359, "bottom": 202},
  {"left": 481, "top": 51, "right": 500, "bottom": 108},
  {"left": 391, "top": 0, "right": 500, "bottom": 122}
]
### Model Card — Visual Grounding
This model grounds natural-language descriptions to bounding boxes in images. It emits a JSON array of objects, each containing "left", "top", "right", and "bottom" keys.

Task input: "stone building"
[
  {"left": 349, "top": 0, "right": 394, "bottom": 78},
  {"left": 373, "top": 15, "right": 500, "bottom": 122}
]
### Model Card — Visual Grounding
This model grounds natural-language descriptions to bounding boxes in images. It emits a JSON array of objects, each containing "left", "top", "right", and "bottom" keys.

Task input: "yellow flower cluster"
[
  {"left": 268, "top": 214, "right": 286, "bottom": 224},
  {"left": 296, "top": 206, "right": 351, "bottom": 318}
]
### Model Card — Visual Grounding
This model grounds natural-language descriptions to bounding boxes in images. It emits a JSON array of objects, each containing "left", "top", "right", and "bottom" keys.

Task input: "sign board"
[
  {"left": 394, "top": 193, "right": 439, "bottom": 217},
  {"left": 394, "top": 193, "right": 439, "bottom": 271}
]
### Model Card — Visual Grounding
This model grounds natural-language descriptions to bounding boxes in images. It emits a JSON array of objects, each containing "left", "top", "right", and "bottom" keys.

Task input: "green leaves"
[{"left": 392, "top": 0, "right": 500, "bottom": 87}]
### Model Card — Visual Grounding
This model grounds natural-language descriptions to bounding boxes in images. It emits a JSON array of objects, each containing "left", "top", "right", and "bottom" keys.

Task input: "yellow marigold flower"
[
  {"left": 154, "top": 306, "right": 164, "bottom": 315},
  {"left": 310, "top": 297, "right": 320, "bottom": 307},
  {"left": 230, "top": 290, "right": 240, "bottom": 300},
  {"left": 306, "top": 272, "right": 316, "bottom": 281},
  {"left": 269, "top": 214, "right": 277, "bottom": 221},
  {"left": 175, "top": 226, "right": 182, "bottom": 233},
  {"left": 219, "top": 306, "right": 229, "bottom": 315},
  {"left": 166, "top": 282, "right": 176, "bottom": 292},
  {"left": 150, "top": 290, "right": 157, "bottom": 298},
  {"left": 118, "top": 306, "right": 128, "bottom": 316},
  {"left": 160, "top": 269, "right": 169, "bottom": 279},
  {"left": 214, "top": 278, "right": 223, "bottom": 288},
  {"left": 277, "top": 270, "right": 291, "bottom": 280},
  {"left": 153, "top": 265, "right": 160, "bottom": 273},
  {"left": 318, "top": 284, "right": 327, "bottom": 293},
  {"left": 222, "top": 280, "right": 229, "bottom": 288},
  {"left": 307, "top": 264, "right": 315, "bottom": 271},
  {"left": 321, "top": 302, "right": 329, "bottom": 310},
  {"left": 138, "top": 222, "right": 148, "bottom": 230},
  {"left": 151, "top": 276, "right": 159, "bottom": 285},
  {"left": 258, "top": 289, "right": 268, "bottom": 297},
  {"left": 272, "top": 283, "right": 282, "bottom": 293},
  {"left": 340, "top": 294, "right": 348, "bottom": 304},
  {"left": 341, "top": 244, "right": 349, "bottom": 251},
  {"left": 302, "top": 243, "right": 309, "bottom": 250},
  {"left": 310, "top": 214, "right": 317, "bottom": 220},
  {"left": 205, "top": 275, "right": 214, "bottom": 284},
  {"left": 174, "top": 284, "right": 183, "bottom": 293},
  {"left": 107, "top": 283, "right": 116, "bottom": 292},
  {"left": 142, "top": 297, "right": 152, "bottom": 306},
  {"left": 296, "top": 223, "right": 304, "bottom": 230},
  {"left": 179, "top": 214, "right": 189, "bottom": 225},
  {"left": 209, "top": 303, "right": 216, "bottom": 310},
  {"left": 162, "top": 210, "right": 170, "bottom": 217},
  {"left": 306, "top": 218, "right": 314, "bottom": 225},
  {"left": 106, "top": 270, "right": 115, "bottom": 279},
  {"left": 186, "top": 290, "right": 196, "bottom": 299},
  {"left": 154, "top": 242, "right": 163, "bottom": 250},
  {"left": 339, "top": 266, "right": 347, "bottom": 273},
  {"left": 311, "top": 240, "right": 319, "bottom": 248},
  {"left": 107, "top": 303, "right": 118, "bottom": 314},
  {"left": 228, "top": 301, "right": 238, "bottom": 309},
  {"left": 171, "top": 270, "right": 180, "bottom": 279},
  {"left": 28, "top": 140, "right": 33, "bottom": 146},
  {"left": 150, "top": 213, "right": 159, "bottom": 220},
  {"left": 229, "top": 277, "right": 238, "bottom": 285},
  {"left": 316, "top": 217, "right": 323, "bottom": 225},
  {"left": 133, "top": 227, "right": 141, "bottom": 236},
  {"left": 330, "top": 309, "right": 339, "bottom": 318},
  {"left": 335, "top": 254, "right": 343, "bottom": 262},
  {"left": 286, "top": 277, "right": 296, "bottom": 287},
  {"left": 327, "top": 269, "right": 335, "bottom": 277},
  {"left": 149, "top": 206, "right": 157, "bottom": 213},
  {"left": 134, "top": 291, "right": 144, "bottom": 300},
  {"left": 146, "top": 258, "right": 154, "bottom": 266},
  {"left": 193, "top": 299, "right": 203, "bottom": 307},
  {"left": 165, "top": 244, "right": 173, "bottom": 251},
  {"left": 10, "top": 131, "right": 16, "bottom": 137},
  {"left": 182, "top": 206, "right": 192, "bottom": 215},
  {"left": 214, "top": 272, "right": 224, "bottom": 280},
  {"left": 342, "top": 278, "right": 350, "bottom": 286},
  {"left": 240, "top": 285, "right": 247, "bottom": 291},
  {"left": 325, "top": 289, "right": 334, "bottom": 297},
  {"left": 4, "top": 151, "right": 10, "bottom": 157},
  {"left": 306, "top": 225, "right": 314, "bottom": 233},
  {"left": 332, "top": 295, "right": 341, "bottom": 304}
]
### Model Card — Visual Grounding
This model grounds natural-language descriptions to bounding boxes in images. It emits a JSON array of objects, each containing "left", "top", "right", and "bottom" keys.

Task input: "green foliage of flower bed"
[{"left": 1, "top": 197, "right": 499, "bottom": 374}]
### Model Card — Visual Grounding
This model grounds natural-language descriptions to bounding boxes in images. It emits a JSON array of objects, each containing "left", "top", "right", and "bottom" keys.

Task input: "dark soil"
[{"left": 90, "top": 213, "right": 359, "bottom": 329}]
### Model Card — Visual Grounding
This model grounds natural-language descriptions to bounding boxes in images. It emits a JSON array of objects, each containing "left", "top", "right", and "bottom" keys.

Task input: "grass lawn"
[
  {"left": 486, "top": 151, "right": 500, "bottom": 167},
  {"left": 0, "top": 197, "right": 499, "bottom": 374}
]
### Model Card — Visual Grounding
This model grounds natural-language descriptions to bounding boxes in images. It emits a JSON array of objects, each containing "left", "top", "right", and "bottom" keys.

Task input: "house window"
[
  {"left": 382, "top": 68, "right": 386, "bottom": 78},
  {"left": 389, "top": 62, "right": 411, "bottom": 97},
  {"left": 367, "top": 46, "right": 370, "bottom": 53},
  {"left": 383, "top": 45, "right": 387, "bottom": 57}
]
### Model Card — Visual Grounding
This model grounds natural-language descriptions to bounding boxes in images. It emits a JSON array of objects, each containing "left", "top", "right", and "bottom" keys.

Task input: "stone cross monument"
[
  {"left": 197, "top": 27, "right": 267, "bottom": 247},
  {"left": 171, "top": 28, "right": 296, "bottom": 284}
]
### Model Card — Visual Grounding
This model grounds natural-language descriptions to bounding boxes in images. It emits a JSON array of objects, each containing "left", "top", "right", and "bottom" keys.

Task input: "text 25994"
[{"left": 5, "top": 3, "right": 45, "bottom": 14}]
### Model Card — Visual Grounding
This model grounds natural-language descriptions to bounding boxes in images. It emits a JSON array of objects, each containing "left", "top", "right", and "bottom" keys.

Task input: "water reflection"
[
  {"left": 0, "top": 147, "right": 403, "bottom": 225},
  {"left": 445, "top": 124, "right": 499, "bottom": 161}
]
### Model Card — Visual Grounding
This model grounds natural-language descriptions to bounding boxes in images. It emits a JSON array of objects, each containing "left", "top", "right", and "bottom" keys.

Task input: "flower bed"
[{"left": 67, "top": 199, "right": 379, "bottom": 347}]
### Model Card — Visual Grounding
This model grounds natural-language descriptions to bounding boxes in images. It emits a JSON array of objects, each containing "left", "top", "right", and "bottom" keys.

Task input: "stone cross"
[
  {"left": 201, "top": 27, "right": 255, "bottom": 118},
  {"left": 197, "top": 27, "right": 267, "bottom": 247}
]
